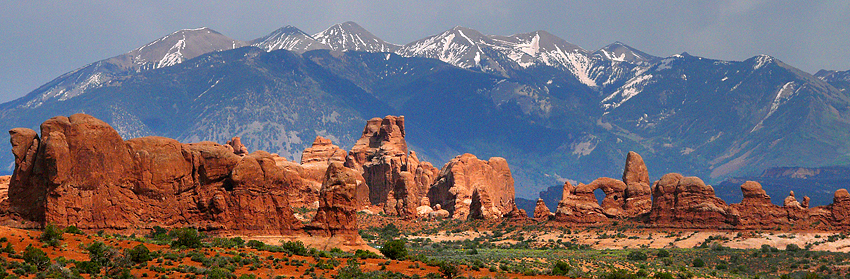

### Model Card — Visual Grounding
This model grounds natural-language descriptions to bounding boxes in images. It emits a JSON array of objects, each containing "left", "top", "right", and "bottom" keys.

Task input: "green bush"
[
  {"left": 551, "top": 260, "right": 571, "bottom": 275},
  {"left": 39, "top": 223, "right": 63, "bottom": 247},
  {"left": 64, "top": 225, "right": 85, "bottom": 235},
  {"left": 169, "top": 228, "right": 203, "bottom": 249},
  {"left": 205, "top": 267, "right": 235, "bottom": 279},
  {"left": 627, "top": 250, "right": 647, "bottom": 261},
  {"left": 656, "top": 249, "right": 671, "bottom": 258},
  {"left": 246, "top": 240, "right": 265, "bottom": 249},
  {"left": 354, "top": 249, "right": 382, "bottom": 259},
  {"left": 438, "top": 262, "right": 460, "bottom": 279},
  {"left": 75, "top": 261, "right": 101, "bottom": 274},
  {"left": 277, "top": 240, "right": 307, "bottom": 256},
  {"left": 125, "top": 244, "right": 152, "bottom": 264},
  {"left": 693, "top": 258, "right": 706, "bottom": 267},
  {"left": 654, "top": 272, "right": 675, "bottom": 279},
  {"left": 23, "top": 244, "right": 50, "bottom": 270},
  {"left": 380, "top": 239, "right": 407, "bottom": 260},
  {"left": 786, "top": 244, "right": 802, "bottom": 251}
]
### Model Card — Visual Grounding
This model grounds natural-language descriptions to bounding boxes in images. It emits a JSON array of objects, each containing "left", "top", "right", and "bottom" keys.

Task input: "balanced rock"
[
  {"left": 533, "top": 198, "right": 552, "bottom": 221},
  {"left": 427, "top": 154, "right": 517, "bottom": 220},
  {"left": 784, "top": 191, "right": 802, "bottom": 208}
]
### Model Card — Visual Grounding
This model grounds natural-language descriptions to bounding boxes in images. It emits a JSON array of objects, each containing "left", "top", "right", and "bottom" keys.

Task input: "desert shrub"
[
  {"left": 23, "top": 244, "right": 50, "bottom": 270},
  {"left": 2, "top": 243, "right": 14, "bottom": 254},
  {"left": 438, "top": 262, "right": 460, "bottom": 279},
  {"left": 246, "top": 240, "right": 265, "bottom": 249},
  {"left": 551, "top": 260, "right": 571, "bottom": 275},
  {"left": 205, "top": 267, "right": 235, "bottom": 279},
  {"left": 693, "top": 258, "right": 705, "bottom": 267},
  {"left": 75, "top": 260, "right": 101, "bottom": 274},
  {"left": 599, "top": 268, "right": 639, "bottom": 279},
  {"left": 150, "top": 226, "right": 169, "bottom": 241},
  {"left": 125, "top": 244, "right": 152, "bottom": 264},
  {"left": 63, "top": 225, "right": 85, "bottom": 235},
  {"left": 39, "top": 223, "right": 63, "bottom": 247},
  {"left": 280, "top": 240, "right": 308, "bottom": 256},
  {"left": 169, "top": 228, "right": 203, "bottom": 249},
  {"left": 380, "top": 239, "right": 407, "bottom": 260},
  {"left": 786, "top": 244, "right": 802, "bottom": 252},
  {"left": 654, "top": 272, "right": 675, "bottom": 279},
  {"left": 354, "top": 249, "right": 382, "bottom": 259},
  {"left": 657, "top": 249, "right": 671, "bottom": 258},
  {"left": 627, "top": 250, "right": 647, "bottom": 261}
]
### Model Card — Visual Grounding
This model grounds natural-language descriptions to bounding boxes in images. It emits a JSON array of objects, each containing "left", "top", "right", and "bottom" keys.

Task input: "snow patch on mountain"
[{"left": 601, "top": 74, "right": 654, "bottom": 110}]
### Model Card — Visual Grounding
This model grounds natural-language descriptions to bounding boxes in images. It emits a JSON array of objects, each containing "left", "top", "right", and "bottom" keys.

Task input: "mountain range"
[{"left": 2, "top": 21, "right": 849, "bottom": 203}]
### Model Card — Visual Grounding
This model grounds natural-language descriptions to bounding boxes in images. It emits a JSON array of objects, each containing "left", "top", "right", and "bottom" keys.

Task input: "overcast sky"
[{"left": 1, "top": 0, "right": 848, "bottom": 103}]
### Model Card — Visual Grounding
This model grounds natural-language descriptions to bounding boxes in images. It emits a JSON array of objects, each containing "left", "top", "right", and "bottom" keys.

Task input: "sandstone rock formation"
[
  {"left": 344, "top": 116, "right": 437, "bottom": 217},
  {"left": 295, "top": 136, "right": 368, "bottom": 209},
  {"left": 648, "top": 174, "right": 733, "bottom": 228},
  {"left": 729, "top": 181, "right": 788, "bottom": 227},
  {"left": 533, "top": 198, "right": 552, "bottom": 221},
  {"left": 0, "top": 176, "right": 9, "bottom": 207},
  {"left": 832, "top": 189, "right": 850, "bottom": 225},
  {"left": 226, "top": 137, "right": 248, "bottom": 156},
  {"left": 554, "top": 151, "right": 651, "bottom": 223},
  {"left": 428, "top": 204, "right": 450, "bottom": 219},
  {"left": 308, "top": 162, "right": 360, "bottom": 239},
  {"left": 426, "top": 154, "right": 517, "bottom": 220},
  {"left": 415, "top": 197, "right": 434, "bottom": 217},
  {"left": 2, "top": 114, "right": 306, "bottom": 235}
]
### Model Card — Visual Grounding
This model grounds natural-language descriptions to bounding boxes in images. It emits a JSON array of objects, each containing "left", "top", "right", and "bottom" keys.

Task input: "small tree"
[
  {"left": 125, "top": 244, "right": 152, "bottom": 264},
  {"left": 39, "top": 223, "right": 63, "bottom": 247},
  {"left": 439, "top": 262, "right": 460, "bottom": 279},
  {"left": 169, "top": 228, "right": 203, "bottom": 249},
  {"left": 23, "top": 244, "right": 50, "bottom": 270},
  {"left": 656, "top": 249, "right": 671, "bottom": 258},
  {"left": 380, "top": 239, "right": 407, "bottom": 260}
]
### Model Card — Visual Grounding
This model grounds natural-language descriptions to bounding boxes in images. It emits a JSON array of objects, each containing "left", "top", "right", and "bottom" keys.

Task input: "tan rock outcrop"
[
  {"left": 226, "top": 137, "right": 248, "bottom": 156},
  {"left": 730, "top": 181, "right": 789, "bottom": 227},
  {"left": 533, "top": 198, "right": 552, "bottom": 221},
  {"left": 427, "top": 154, "right": 517, "bottom": 220},
  {"left": 295, "top": 136, "right": 363, "bottom": 209}
]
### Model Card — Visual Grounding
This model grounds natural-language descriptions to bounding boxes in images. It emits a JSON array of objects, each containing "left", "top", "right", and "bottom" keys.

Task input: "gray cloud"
[{"left": 1, "top": 0, "right": 848, "bottom": 103}]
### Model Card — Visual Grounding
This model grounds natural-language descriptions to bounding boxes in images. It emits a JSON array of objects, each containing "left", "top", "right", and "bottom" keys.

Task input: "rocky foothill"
[{"left": 2, "top": 113, "right": 849, "bottom": 239}]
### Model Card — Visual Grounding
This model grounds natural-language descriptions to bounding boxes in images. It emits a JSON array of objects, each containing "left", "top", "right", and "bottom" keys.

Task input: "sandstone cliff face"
[
  {"left": 344, "top": 116, "right": 436, "bottom": 217},
  {"left": 426, "top": 154, "right": 517, "bottom": 220},
  {"left": 4, "top": 114, "right": 304, "bottom": 235}
]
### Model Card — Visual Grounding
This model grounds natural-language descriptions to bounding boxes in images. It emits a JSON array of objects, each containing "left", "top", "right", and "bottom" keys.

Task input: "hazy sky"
[{"left": 1, "top": 0, "right": 848, "bottom": 103}]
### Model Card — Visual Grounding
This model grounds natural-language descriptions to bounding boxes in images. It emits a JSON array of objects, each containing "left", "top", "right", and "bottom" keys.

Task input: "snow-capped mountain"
[
  {"left": 250, "top": 25, "right": 330, "bottom": 52},
  {"left": 312, "top": 21, "right": 400, "bottom": 53},
  {"left": 816, "top": 69, "right": 850, "bottom": 92},
  {"left": 396, "top": 26, "right": 518, "bottom": 76},
  {"left": 592, "top": 41, "right": 659, "bottom": 65},
  {"left": 8, "top": 27, "right": 244, "bottom": 109}
]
